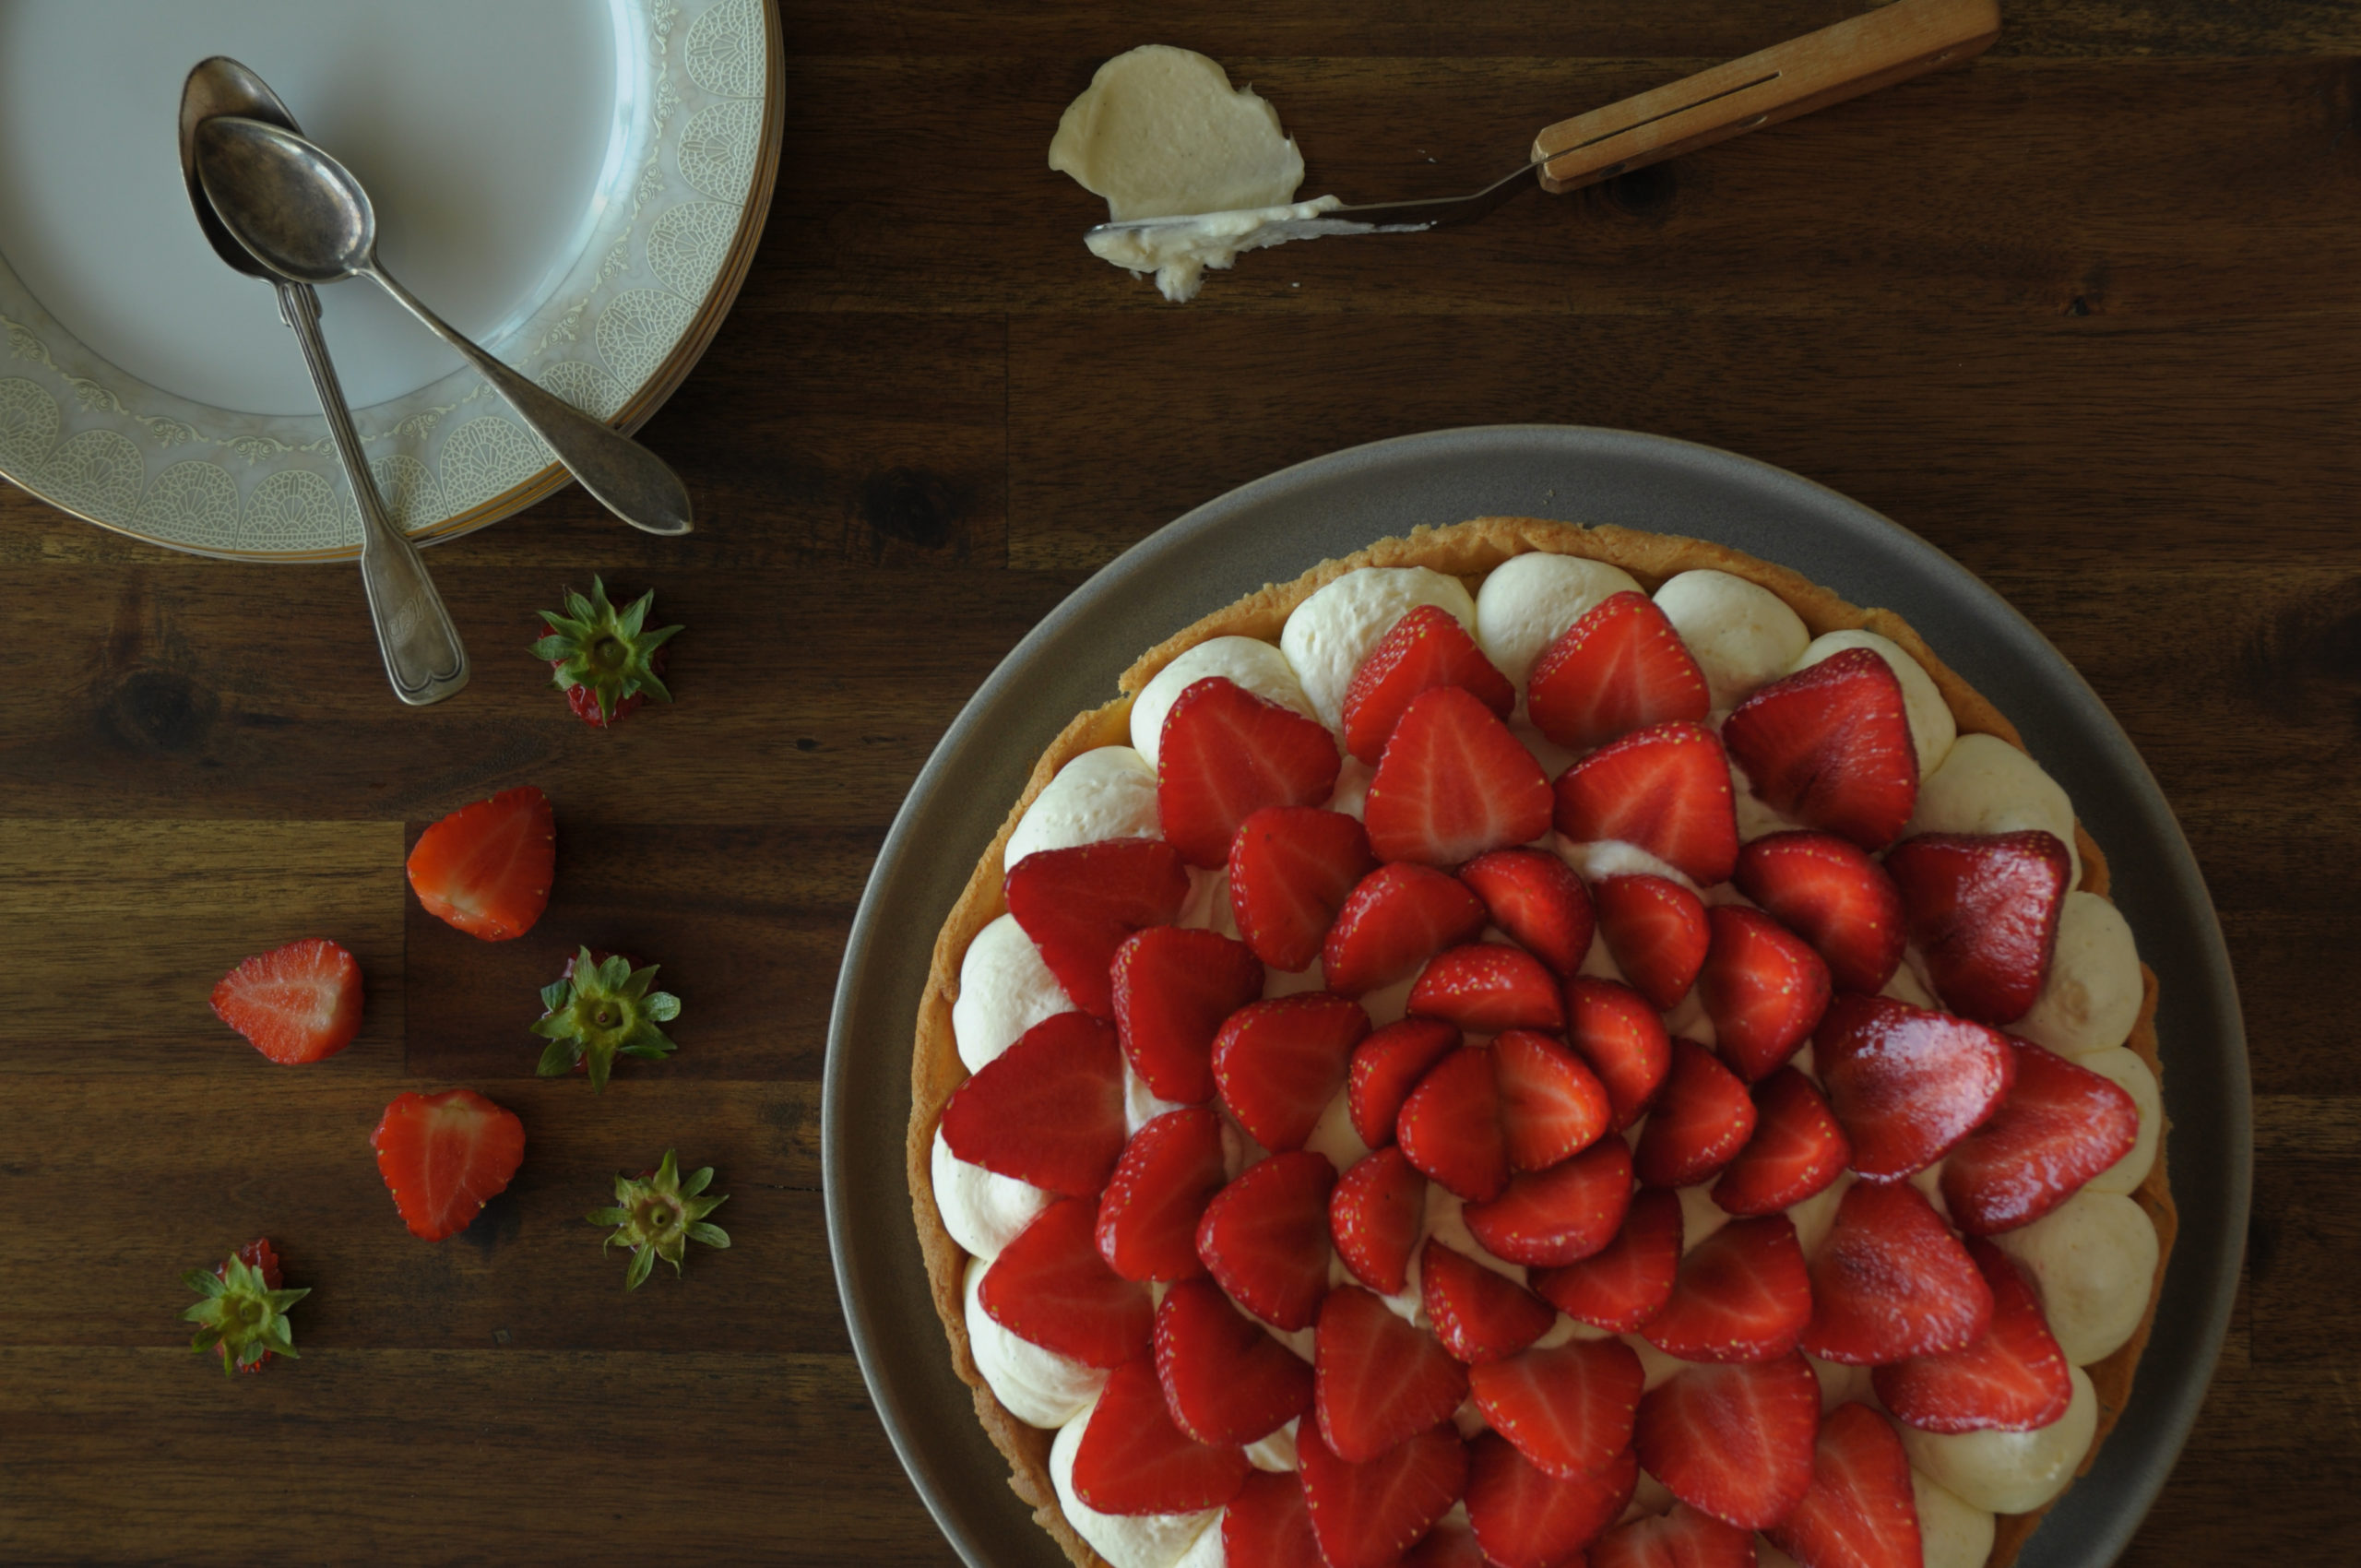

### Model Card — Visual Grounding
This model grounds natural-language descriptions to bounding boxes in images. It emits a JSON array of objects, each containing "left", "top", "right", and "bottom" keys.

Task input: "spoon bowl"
[{"left": 178, "top": 60, "right": 304, "bottom": 280}]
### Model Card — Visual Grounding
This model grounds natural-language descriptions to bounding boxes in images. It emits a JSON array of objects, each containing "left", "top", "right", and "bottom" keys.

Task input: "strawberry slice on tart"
[
  {"left": 1531, "top": 1184, "right": 1683, "bottom": 1331},
  {"left": 1313, "top": 1285, "right": 1470, "bottom": 1462},
  {"left": 1697, "top": 905, "right": 1833, "bottom": 1082},
  {"left": 1213, "top": 992, "right": 1372, "bottom": 1152},
  {"left": 938, "top": 1011, "right": 1127, "bottom": 1195},
  {"left": 1409, "top": 944, "right": 1566, "bottom": 1034},
  {"left": 1872, "top": 1236, "right": 2074, "bottom": 1432},
  {"left": 1813, "top": 992, "right": 2015, "bottom": 1180},
  {"left": 1633, "top": 1039, "right": 1757, "bottom": 1189},
  {"left": 1419, "top": 1240, "right": 1556, "bottom": 1364},
  {"left": 1222, "top": 1469, "right": 1323, "bottom": 1567},
  {"left": 1526, "top": 589, "right": 1712, "bottom": 753},
  {"left": 1551, "top": 720, "right": 1739, "bottom": 886},
  {"left": 1734, "top": 830, "right": 1906, "bottom": 993},
  {"left": 1330, "top": 1145, "right": 1429, "bottom": 1294},
  {"left": 1464, "top": 1135, "right": 1635, "bottom": 1267},
  {"left": 1883, "top": 829, "right": 2072, "bottom": 1025},
  {"left": 1070, "top": 1357, "right": 1252, "bottom": 1515},
  {"left": 1343, "top": 603, "right": 1516, "bottom": 766},
  {"left": 1465, "top": 1433, "right": 1637, "bottom": 1568},
  {"left": 1299, "top": 1420, "right": 1469, "bottom": 1568},
  {"left": 1323, "top": 862, "right": 1490, "bottom": 996},
  {"left": 1941, "top": 1037, "right": 2141, "bottom": 1235},
  {"left": 1589, "top": 1504, "right": 1757, "bottom": 1568},
  {"left": 1633, "top": 1353, "right": 1821, "bottom": 1530},
  {"left": 1591, "top": 873, "right": 1710, "bottom": 1011},
  {"left": 1639, "top": 1213, "right": 1812, "bottom": 1363},
  {"left": 1802, "top": 1180, "right": 1993, "bottom": 1364},
  {"left": 1158, "top": 676, "right": 1343, "bottom": 868},
  {"left": 1347, "top": 1017, "right": 1463, "bottom": 1148},
  {"left": 1762, "top": 1401, "right": 1924, "bottom": 1568},
  {"left": 1007, "top": 838, "right": 1191, "bottom": 1019},
  {"left": 1491, "top": 1028, "right": 1611, "bottom": 1170},
  {"left": 1365, "top": 685, "right": 1554, "bottom": 867},
  {"left": 1229, "top": 805, "right": 1377, "bottom": 971},
  {"left": 1196, "top": 1150, "right": 1338, "bottom": 1333},
  {"left": 1722, "top": 648, "right": 1919, "bottom": 850},
  {"left": 981, "top": 1197, "right": 1155, "bottom": 1366},
  {"left": 1563, "top": 976, "right": 1673, "bottom": 1131},
  {"left": 1155, "top": 1277, "right": 1316, "bottom": 1446},
  {"left": 1094, "top": 1105, "right": 1228, "bottom": 1280},
  {"left": 1459, "top": 847, "right": 1596, "bottom": 978},
  {"left": 1467, "top": 1336, "right": 1645, "bottom": 1479},
  {"left": 1397, "top": 1045, "right": 1512, "bottom": 1202},
  {"left": 1711, "top": 1066, "right": 1850, "bottom": 1217},
  {"left": 1110, "top": 924, "right": 1266, "bottom": 1104}
]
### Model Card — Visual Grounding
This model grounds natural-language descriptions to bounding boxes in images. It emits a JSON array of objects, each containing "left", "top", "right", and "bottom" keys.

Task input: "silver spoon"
[
  {"left": 179, "top": 58, "right": 469, "bottom": 707},
  {"left": 194, "top": 114, "right": 694, "bottom": 538}
]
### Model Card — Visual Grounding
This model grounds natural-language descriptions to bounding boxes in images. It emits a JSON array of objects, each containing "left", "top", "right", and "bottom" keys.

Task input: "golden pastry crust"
[{"left": 908, "top": 517, "right": 2173, "bottom": 1568}]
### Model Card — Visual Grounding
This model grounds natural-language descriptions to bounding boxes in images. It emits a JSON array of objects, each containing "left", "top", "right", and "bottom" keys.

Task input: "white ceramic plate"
[{"left": 0, "top": 0, "right": 778, "bottom": 559}]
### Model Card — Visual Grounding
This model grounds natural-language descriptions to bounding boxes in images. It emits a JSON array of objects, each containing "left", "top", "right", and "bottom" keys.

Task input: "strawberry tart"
[{"left": 909, "top": 517, "right": 2171, "bottom": 1568}]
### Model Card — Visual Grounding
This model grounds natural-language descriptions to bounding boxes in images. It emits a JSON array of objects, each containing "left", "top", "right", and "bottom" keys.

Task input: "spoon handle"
[
  {"left": 365, "top": 267, "right": 694, "bottom": 537},
  {"left": 279, "top": 281, "right": 470, "bottom": 706}
]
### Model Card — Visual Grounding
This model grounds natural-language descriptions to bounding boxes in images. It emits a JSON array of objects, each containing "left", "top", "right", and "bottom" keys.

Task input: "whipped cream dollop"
[
  {"left": 1653, "top": 569, "right": 1811, "bottom": 712},
  {"left": 2016, "top": 890, "right": 2141, "bottom": 1053},
  {"left": 1050, "top": 1392, "right": 1221, "bottom": 1568},
  {"left": 1007, "top": 745, "right": 1164, "bottom": 867},
  {"left": 966, "top": 1256, "right": 1107, "bottom": 1428},
  {"left": 1990, "top": 1189, "right": 2158, "bottom": 1366},
  {"left": 2071, "top": 1045, "right": 2163, "bottom": 1195},
  {"left": 1474, "top": 552, "right": 1645, "bottom": 694},
  {"left": 1281, "top": 567, "right": 1477, "bottom": 731},
  {"left": 952, "top": 912, "right": 1072, "bottom": 1072},
  {"left": 1914, "top": 1467, "right": 2000, "bottom": 1568},
  {"left": 1910, "top": 731, "right": 2082, "bottom": 889},
  {"left": 934, "top": 1130, "right": 1053, "bottom": 1261},
  {"left": 1903, "top": 1364, "right": 2098, "bottom": 1515},
  {"left": 1086, "top": 196, "right": 1351, "bottom": 303}
]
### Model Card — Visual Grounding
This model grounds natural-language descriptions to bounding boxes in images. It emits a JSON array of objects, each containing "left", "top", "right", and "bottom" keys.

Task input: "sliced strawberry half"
[
  {"left": 1527, "top": 589, "right": 1712, "bottom": 753},
  {"left": 1155, "top": 1277, "right": 1316, "bottom": 1446},
  {"left": 1158, "top": 676, "right": 1343, "bottom": 868},
  {"left": 1590, "top": 1504, "right": 1757, "bottom": 1568},
  {"left": 1465, "top": 1433, "right": 1637, "bottom": 1568},
  {"left": 1223, "top": 1468, "right": 1323, "bottom": 1568},
  {"left": 370, "top": 1088, "right": 525, "bottom": 1242},
  {"left": 1398, "top": 1046, "right": 1511, "bottom": 1202},
  {"left": 1464, "top": 1136, "right": 1635, "bottom": 1267},
  {"left": 1459, "top": 848, "right": 1596, "bottom": 977},
  {"left": 1591, "top": 873, "right": 1709, "bottom": 1010},
  {"left": 1344, "top": 603, "right": 1516, "bottom": 766},
  {"left": 1493, "top": 1028, "right": 1610, "bottom": 1171},
  {"left": 1196, "top": 1150, "right": 1337, "bottom": 1332},
  {"left": 1111, "top": 923, "right": 1264, "bottom": 1105},
  {"left": 1366, "top": 685, "right": 1554, "bottom": 868},
  {"left": 1640, "top": 1213, "right": 1811, "bottom": 1363},
  {"left": 1872, "top": 1237, "right": 2073, "bottom": 1431},
  {"left": 1071, "top": 1356, "right": 1252, "bottom": 1515},
  {"left": 939, "top": 1011, "right": 1127, "bottom": 1195},
  {"left": 980, "top": 1197, "right": 1155, "bottom": 1366},
  {"left": 1420, "top": 1241, "right": 1555, "bottom": 1364},
  {"left": 1814, "top": 992, "right": 2015, "bottom": 1180},
  {"left": 1884, "top": 830, "right": 2072, "bottom": 1025},
  {"left": 1762, "top": 1402, "right": 1923, "bottom": 1568},
  {"left": 1402, "top": 1517, "right": 1487, "bottom": 1567},
  {"left": 1299, "top": 1420, "right": 1468, "bottom": 1568},
  {"left": 1802, "top": 1180, "right": 1993, "bottom": 1364},
  {"left": 1348, "top": 1017, "right": 1463, "bottom": 1148},
  {"left": 1941, "top": 1038, "right": 2140, "bottom": 1235},
  {"left": 1723, "top": 648, "right": 1919, "bottom": 851},
  {"left": 1214, "top": 992, "right": 1373, "bottom": 1152},
  {"left": 1633, "top": 1353, "right": 1821, "bottom": 1529},
  {"left": 1734, "top": 831, "right": 1906, "bottom": 993},
  {"left": 1564, "top": 976, "right": 1674, "bottom": 1131},
  {"left": 1633, "top": 1039, "right": 1757, "bottom": 1189},
  {"left": 1531, "top": 1185, "right": 1682, "bottom": 1331},
  {"left": 406, "top": 786, "right": 555, "bottom": 941},
  {"left": 1323, "top": 863, "right": 1489, "bottom": 996},
  {"left": 1698, "top": 906, "right": 1832, "bottom": 1081},
  {"left": 1095, "top": 1105, "right": 1228, "bottom": 1280},
  {"left": 1409, "top": 944, "right": 1566, "bottom": 1034},
  {"left": 1551, "top": 720, "right": 1739, "bottom": 886},
  {"left": 1313, "top": 1286, "right": 1470, "bottom": 1462},
  {"left": 1330, "top": 1146, "right": 1429, "bottom": 1295},
  {"left": 1229, "top": 805, "right": 1377, "bottom": 971},
  {"left": 1711, "top": 1067, "right": 1850, "bottom": 1217},
  {"left": 210, "top": 938, "right": 364, "bottom": 1064},
  {"left": 1467, "top": 1336, "right": 1644, "bottom": 1479},
  {"left": 1008, "top": 838, "right": 1191, "bottom": 1018}
]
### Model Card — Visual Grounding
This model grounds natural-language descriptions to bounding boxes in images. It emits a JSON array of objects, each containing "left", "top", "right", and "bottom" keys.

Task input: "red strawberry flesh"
[
  {"left": 941, "top": 1011, "right": 1128, "bottom": 1195},
  {"left": 1711, "top": 1066, "right": 1850, "bottom": 1217},
  {"left": 1299, "top": 1420, "right": 1468, "bottom": 1568},
  {"left": 1872, "top": 1236, "right": 2073, "bottom": 1431},
  {"left": 1365, "top": 685, "right": 1554, "bottom": 868},
  {"left": 980, "top": 1197, "right": 1155, "bottom": 1366},
  {"left": 1459, "top": 848, "right": 1596, "bottom": 978},
  {"left": 1419, "top": 1240, "right": 1555, "bottom": 1364},
  {"left": 1884, "top": 830, "right": 2072, "bottom": 1025},
  {"left": 1095, "top": 1105, "right": 1228, "bottom": 1280},
  {"left": 1762, "top": 1401, "right": 1924, "bottom": 1568},
  {"left": 1633, "top": 1352, "right": 1821, "bottom": 1529},
  {"left": 1802, "top": 1179, "right": 1993, "bottom": 1364},
  {"left": 1723, "top": 648, "right": 1919, "bottom": 851},
  {"left": 1734, "top": 830, "right": 1906, "bottom": 994},
  {"left": 1330, "top": 1146, "right": 1428, "bottom": 1295},
  {"left": 1344, "top": 603, "right": 1516, "bottom": 766},
  {"left": 1467, "top": 1336, "right": 1644, "bottom": 1479},
  {"left": 1941, "top": 1037, "right": 2140, "bottom": 1235},
  {"left": 1464, "top": 1134, "right": 1635, "bottom": 1267},
  {"left": 405, "top": 786, "right": 555, "bottom": 942},
  {"left": 1492, "top": 1028, "right": 1610, "bottom": 1170},
  {"left": 1323, "top": 862, "right": 1489, "bottom": 996},
  {"left": 1591, "top": 873, "right": 1710, "bottom": 1011},
  {"left": 1526, "top": 589, "right": 1711, "bottom": 752},
  {"left": 370, "top": 1087, "right": 526, "bottom": 1242},
  {"left": 1398, "top": 1045, "right": 1510, "bottom": 1202},
  {"left": 1409, "top": 943, "right": 1566, "bottom": 1034},
  {"left": 1155, "top": 1277, "right": 1316, "bottom": 1446},
  {"left": 1347, "top": 1017, "right": 1463, "bottom": 1148},
  {"left": 1214, "top": 992, "right": 1372, "bottom": 1152},
  {"left": 1640, "top": 1212, "right": 1812, "bottom": 1363},
  {"left": 1634, "top": 1039, "right": 1757, "bottom": 1189},
  {"left": 210, "top": 938, "right": 364, "bottom": 1064},
  {"left": 1814, "top": 992, "right": 2016, "bottom": 1180},
  {"left": 1697, "top": 904, "right": 1832, "bottom": 1082},
  {"left": 1196, "top": 1151, "right": 1338, "bottom": 1333},
  {"left": 1008, "top": 838, "right": 1191, "bottom": 1019},
  {"left": 1111, "top": 924, "right": 1265, "bottom": 1105},
  {"left": 1532, "top": 1184, "right": 1683, "bottom": 1331},
  {"left": 1229, "top": 806, "right": 1376, "bottom": 971},
  {"left": 1551, "top": 720, "right": 1739, "bottom": 886},
  {"left": 1564, "top": 977, "right": 1673, "bottom": 1131},
  {"left": 1071, "top": 1357, "right": 1252, "bottom": 1515},
  {"left": 1465, "top": 1432, "right": 1637, "bottom": 1568},
  {"left": 1313, "top": 1286, "right": 1469, "bottom": 1462},
  {"left": 1158, "top": 676, "right": 1343, "bottom": 868}
]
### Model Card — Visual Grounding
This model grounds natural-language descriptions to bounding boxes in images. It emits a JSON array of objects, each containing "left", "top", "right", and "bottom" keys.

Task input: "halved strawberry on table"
[
  {"left": 1532, "top": 1185, "right": 1682, "bottom": 1332},
  {"left": 1722, "top": 647, "right": 1919, "bottom": 851},
  {"left": 1941, "top": 1036, "right": 2140, "bottom": 1234},
  {"left": 1697, "top": 905, "right": 1832, "bottom": 1081},
  {"left": 1464, "top": 1135, "right": 1634, "bottom": 1267},
  {"left": 1633, "top": 1039, "right": 1757, "bottom": 1189},
  {"left": 1214, "top": 992, "right": 1372, "bottom": 1152},
  {"left": 1111, "top": 923, "right": 1264, "bottom": 1104},
  {"left": 1762, "top": 1402, "right": 1924, "bottom": 1568},
  {"left": 1814, "top": 992, "right": 2015, "bottom": 1180},
  {"left": 1009, "top": 838, "right": 1191, "bottom": 1020},
  {"left": 1551, "top": 720, "right": 1739, "bottom": 886},
  {"left": 1347, "top": 1017, "right": 1462, "bottom": 1148},
  {"left": 1070, "top": 1356, "right": 1251, "bottom": 1515},
  {"left": 1465, "top": 1433, "right": 1636, "bottom": 1568},
  {"left": 1459, "top": 847, "right": 1595, "bottom": 978},
  {"left": 1590, "top": 873, "right": 1708, "bottom": 1011},
  {"left": 1525, "top": 590, "right": 1711, "bottom": 753},
  {"left": 1330, "top": 1146, "right": 1429, "bottom": 1296},
  {"left": 1711, "top": 1066, "right": 1850, "bottom": 1217},
  {"left": 1365, "top": 685, "right": 1553, "bottom": 867},
  {"left": 210, "top": 938, "right": 363, "bottom": 1064},
  {"left": 1467, "top": 1335, "right": 1644, "bottom": 1479},
  {"left": 370, "top": 1087, "right": 526, "bottom": 1241},
  {"left": 1884, "top": 829, "right": 2072, "bottom": 1025},
  {"left": 1419, "top": 1240, "right": 1555, "bottom": 1364},
  {"left": 1157, "top": 676, "right": 1343, "bottom": 868},
  {"left": 1639, "top": 1213, "right": 1811, "bottom": 1363},
  {"left": 1299, "top": 1419, "right": 1469, "bottom": 1568},
  {"left": 1095, "top": 1105, "right": 1228, "bottom": 1280},
  {"left": 1313, "top": 1285, "right": 1469, "bottom": 1461},
  {"left": 406, "top": 786, "right": 554, "bottom": 942},
  {"left": 1342, "top": 603, "right": 1515, "bottom": 766},
  {"left": 1229, "top": 805, "right": 1375, "bottom": 971},
  {"left": 1323, "top": 863, "right": 1489, "bottom": 996},
  {"left": 1563, "top": 976, "right": 1673, "bottom": 1131},
  {"left": 981, "top": 1197, "right": 1155, "bottom": 1366},
  {"left": 1872, "top": 1236, "right": 2073, "bottom": 1432},
  {"left": 1155, "top": 1277, "right": 1315, "bottom": 1446},
  {"left": 1588, "top": 1503, "right": 1757, "bottom": 1568},
  {"left": 1802, "top": 1179, "right": 1993, "bottom": 1364},
  {"left": 1734, "top": 830, "right": 1906, "bottom": 993},
  {"left": 1409, "top": 944, "right": 1566, "bottom": 1034},
  {"left": 1633, "top": 1352, "right": 1821, "bottom": 1529},
  {"left": 1196, "top": 1150, "right": 1337, "bottom": 1333},
  {"left": 938, "top": 1010, "right": 1127, "bottom": 1195}
]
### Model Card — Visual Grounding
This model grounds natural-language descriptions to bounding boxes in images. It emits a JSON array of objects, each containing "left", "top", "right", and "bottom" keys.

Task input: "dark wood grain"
[{"left": 2, "top": 1, "right": 2353, "bottom": 1562}]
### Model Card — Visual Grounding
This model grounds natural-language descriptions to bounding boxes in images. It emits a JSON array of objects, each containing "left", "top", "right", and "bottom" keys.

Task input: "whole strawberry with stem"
[
  {"left": 533, "top": 946, "right": 682, "bottom": 1091},
  {"left": 182, "top": 1240, "right": 308, "bottom": 1377},
  {"left": 533, "top": 576, "right": 682, "bottom": 727},
  {"left": 588, "top": 1148, "right": 730, "bottom": 1289}
]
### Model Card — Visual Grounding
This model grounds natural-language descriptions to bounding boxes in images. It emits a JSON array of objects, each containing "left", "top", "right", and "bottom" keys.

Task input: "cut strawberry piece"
[
  {"left": 1551, "top": 721, "right": 1739, "bottom": 886},
  {"left": 1214, "top": 993, "right": 1372, "bottom": 1152},
  {"left": 1698, "top": 906, "right": 1832, "bottom": 1082},
  {"left": 1110, "top": 923, "right": 1265, "bottom": 1105},
  {"left": 1402, "top": 1517, "right": 1487, "bottom": 1567},
  {"left": 1330, "top": 1146, "right": 1429, "bottom": 1295},
  {"left": 1324, "top": 863, "right": 1489, "bottom": 996},
  {"left": 210, "top": 938, "right": 364, "bottom": 1064},
  {"left": 1723, "top": 649, "right": 1919, "bottom": 851},
  {"left": 1634, "top": 1353, "right": 1821, "bottom": 1529},
  {"left": 1008, "top": 838, "right": 1192, "bottom": 1018},
  {"left": 370, "top": 1088, "right": 526, "bottom": 1242},
  {"left": 1459, "top": 848, "right": 1596, "bottom": 977},
  {"left": 1156, "top": 1277, "right": 1316, "bottom": 1446},
  {"left": 1196, "top": 1150, "right": 1338, "bottom": 1332},
  {"left": 1468, "top": 1336, "right": 1644, "bottom": 1478},
  {"left": 1159, "top": 676, "right": 1344, "bottom": 868},
  {"left": 1734, "top": 831, "right": 1906, "bottom": 993},
  {"left": 1564, "top": 977, "right": 1673, "bottom": 1131},
  {"left": 1398, "top": 1046, "right": 1511, "bottom": 1202},
  {"left": 1348, "top": 1018, "right": 1463, "bottom": 1148},
  {"left": 1223, "top": 1469, "right": 1323, "bottom": 1568},
  {"left": 1814, "top": 992, "right": 2015, "bottom": 1180},
  {"left": 1590, "top": 1504, "right": 1757, "bottom": 1568},
  {"left": 1941, "top": 1038, "right": 2141, "bottom": 1235},
  {"left": 1314, "top": 1285, "right": 1471, "bottom": 1462},
  {"left": 1465, "top": 1432, "right": 1637, "bottom": 1568},
  {"left": 1532, "top": 1185, "right": 1683, "bottom": 1331},
  {"left": 1527, "top": 590, "right": 1713, "bottom": 753},
  {"left": 1409, "top": 944, "right": 1566, "bottom": 1033},
  {"left": 1712, "top": 1067, "right": 1850, "bottom": 1217},
  {"left": 1762, "top": 1402, "right": 1923, "bottom": 1568},
  {"left": 1420, "top": 1241, "right": 1555, "bottom": 1364},
  {"left": 1464, "top": 1136, "right": 1635, "bottom": 1267},
  {"left": 981, "top": 1197, "right": 1155, "bottom": 1366},
  {"left": 1493, "top": 1028, "right": 1610, "bottom": 1170},
  {"left": 1229, "top": 806, "right": 1377, "bottom": 971},
  {"left": 405, "top": 786, "right": 554, "bottom": 941},
  {"left": 939, "top": 1011, "right": 1127, "bottom": 1195},
  {"left": 1802, "top": 1180, "right": 1993, "bottom": 1364},
  {"left": 1299, "top": 1420, "right": 1469, "bottom": 1568},
  {"left": 1345, "top": 603, "right": 1517, "bottom": 766},
  {"left": 1591, "top": 873, "right": 1710, "bottom": 1010},
  {"left": 1072, "top": 1357, "right": 1252, "bottom": 1515},
  {"left": 1633, "top": 1039, "right": 1757, "bottom": 1188},
  {"left": 1883, "top": 830, "right": 2072, "bottom": 1025},
  {"left": 1872, "top": 1237, "right": 2073, "bottom": 1431},
  {"left": 1366, "top": 685, "right": 1554, "bottom": 867},
  {"left": 1641, "top": 1214, "right": 1811, "bottom": 1363},
  {"left": 1096, "top": 1106, "right": 1228, "bottom": 1280}
]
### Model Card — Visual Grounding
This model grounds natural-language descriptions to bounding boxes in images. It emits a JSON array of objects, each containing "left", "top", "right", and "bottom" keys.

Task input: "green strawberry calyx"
[
  {"left": 182, "top": 1253, "right": 309, "bottom": 1378},
  {"left": 534, "top": 946, "right": 682, "bottom": 1092},
  {"left": 532, "top": 576, "right": 682, "bottom": 723},
  {"left": 587, "top": 1148, "right": 730, "bottom": 1290}
]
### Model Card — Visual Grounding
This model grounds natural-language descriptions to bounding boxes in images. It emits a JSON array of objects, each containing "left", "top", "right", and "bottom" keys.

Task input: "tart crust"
[{"left": 908, "top": 517, "right": 2176, "bottom": 1568}]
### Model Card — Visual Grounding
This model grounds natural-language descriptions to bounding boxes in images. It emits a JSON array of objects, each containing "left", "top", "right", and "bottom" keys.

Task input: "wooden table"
[{"left": 3, "top": 2, "right": 2352, "bottom": 1562}]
